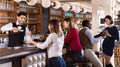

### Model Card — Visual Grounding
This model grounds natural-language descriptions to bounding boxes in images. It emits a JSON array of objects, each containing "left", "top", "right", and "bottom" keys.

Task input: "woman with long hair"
[
  {"left": 62, "top": 17, "right": 83, "bottom": 64},
  {"left": 26, "top": 19, "right": 66, "bottom": 67}
]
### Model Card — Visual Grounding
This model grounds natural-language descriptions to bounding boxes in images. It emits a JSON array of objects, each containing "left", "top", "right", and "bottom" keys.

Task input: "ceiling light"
[
  {"left": 74, "top": 6, "right": 80, "bottom": 13},
  {"left": 61, "top": 4, "right": 70, "bottom": 12},
  {"left": 27, "top": 0, "right": 37, "bottom": 5},
  {"left": 51, "top": 1, "right": 61, "bottom": 9},
  {"left": 42, "top": 0, "right": 51, "bottom": 8},
  {"left": 14, "top": 0, "right": 23, "bottom": 2},
  {"left": 70, "top": 5, "right": 76, "bottom": 11},
  {"left": 37, "top": 0, "right": 41, "bottom": 4}
]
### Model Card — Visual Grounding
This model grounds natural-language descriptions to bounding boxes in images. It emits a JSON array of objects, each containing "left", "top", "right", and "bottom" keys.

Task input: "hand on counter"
[
  {"left": 25, "top": 40, "right": 35, "bottom": 45},
  {"left": 25, "top": 40, "right": 43, "bottom": 47}
]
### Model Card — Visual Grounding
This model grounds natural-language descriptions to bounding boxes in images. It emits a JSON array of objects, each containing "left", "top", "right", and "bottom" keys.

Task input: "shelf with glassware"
[
  {"left": 0, "top": 0, "right": 16, "bottom": 37},
  {"left": 50, "top": 7, "right": 63, "bottom": 22},
  {"left": 0, "top": 0, "right": 14, "bottom": 11},
  {"left": 0, "top": 12, "right": 16, "bottom": 24},
  {"left": 17, "top": 1, "right": 42, "bottom": 34},
  {"left": 75, "top": 12, "right": 92, "bottom": 21},
  {"left": 50, "top": 15, "right": 62, "bottom": 20},
  {"left": 0, "top": 0, "right": 16, "bottom": 24}
]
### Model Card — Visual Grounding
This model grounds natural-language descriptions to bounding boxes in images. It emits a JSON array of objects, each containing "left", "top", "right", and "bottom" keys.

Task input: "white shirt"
[
  {"left": 1, "top": 21, "right": 31, "bottom": 41},
  {"left": 84, "top": 27, "right": 102, "bottom": 45},
  {"left": 36, "top": 33, "right": 64, "bottom": 58}
]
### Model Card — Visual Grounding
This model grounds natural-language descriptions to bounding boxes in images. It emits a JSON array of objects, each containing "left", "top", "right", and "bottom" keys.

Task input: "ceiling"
[
  {"left": 51, "top": 0, "right": 92, "bottom": 12},
  {"left": 55, "top": 0, "right": 91, "bottom": 2},
  {"left": 51, "top": 0, "right": 120, "bottom": 12}
]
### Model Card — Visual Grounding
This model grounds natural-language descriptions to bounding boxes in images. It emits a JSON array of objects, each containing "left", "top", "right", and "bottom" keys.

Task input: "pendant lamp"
[
  {"left": 42, "top": 0, "right": 51, "bottom": 8},
  {"left": 70, "top": 5, "right": 76, "bottom": 11},
  {"left": 27, "top": 0, "right": 37, "bottom": 5},
  {"left": 51, "top": 1, "right": 61, "bottom": 9},
  {"left": 74, "top": 6, "right": 80, "bottom": 13},
  {"left": 61, "top": 4, "right": 70, "bottom": 12},
  {"left": 14, "top": 0, "right": 22, "bottom": 2}
]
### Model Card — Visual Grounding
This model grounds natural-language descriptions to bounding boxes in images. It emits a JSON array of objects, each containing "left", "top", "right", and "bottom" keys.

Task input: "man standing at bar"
[
  {"left": 1, "top": 11, "right": 32, "bottom": 47},
  {"left": 79, "top": 20, "right": 103, "bottom": 67}
]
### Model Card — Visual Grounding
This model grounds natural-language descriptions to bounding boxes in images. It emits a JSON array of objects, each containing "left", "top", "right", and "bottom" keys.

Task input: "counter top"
[{"left": 0, "top": 47, "right": 46, "bottom": 60}]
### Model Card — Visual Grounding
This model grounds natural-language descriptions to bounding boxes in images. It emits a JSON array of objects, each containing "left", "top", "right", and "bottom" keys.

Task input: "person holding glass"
[
  {"left": 79, "top": 20, "right": 103, "bottom": 67},
  {"left": 102, "top": 15, "right": 119, "bottom": 67},
  {"left": 1, "top": 11, "right": 32, "bottom": 47}
]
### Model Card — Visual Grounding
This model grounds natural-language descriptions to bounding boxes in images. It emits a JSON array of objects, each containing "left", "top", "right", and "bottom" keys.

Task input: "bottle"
[
  {"left": 3, "top": 0, "right": 5, "bottom": 10},
  {"left": 11, "top": 1, "right": 14, "bottom": 11}
]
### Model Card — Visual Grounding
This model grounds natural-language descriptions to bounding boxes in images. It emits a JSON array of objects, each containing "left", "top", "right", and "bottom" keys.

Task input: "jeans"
[{"left": 48, "top": 56, "right": 66, "bottom": 67}]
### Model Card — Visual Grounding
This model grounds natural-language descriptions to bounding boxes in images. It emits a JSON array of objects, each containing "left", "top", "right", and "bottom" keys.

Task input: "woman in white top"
[{"left": 26, "top": 19, "right": 66, "bottom": 67}]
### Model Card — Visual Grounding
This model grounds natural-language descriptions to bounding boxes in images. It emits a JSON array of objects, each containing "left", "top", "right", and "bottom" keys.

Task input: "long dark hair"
[
  {"left": 64, "top": 17, "right": 73, "bottom": 30},
  {"left": 49, "top": 19, "right": 63, "bottom": 37}
]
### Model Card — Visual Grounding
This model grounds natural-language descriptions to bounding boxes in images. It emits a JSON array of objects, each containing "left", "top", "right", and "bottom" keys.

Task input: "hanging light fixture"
[
  {"left": 51, "top": 1, "right": 61, "bottom": 9},
  {"left": 27, "top": 0, "right": 37, "bottom": 5},
  {"left": 70, "top": 4, "right": 76, "bottom": 11},
  {"left": 74, "top": 6, "right": 80, "bottom": 13},
  {"left": 14, "top": 0, "right": 23, "bottom": 2},
  {"left": 61, "top": 4, "right": 70, "bottom": 12},
  {"left": 42, "top": 0, "right": 51, "bottom": 8}
]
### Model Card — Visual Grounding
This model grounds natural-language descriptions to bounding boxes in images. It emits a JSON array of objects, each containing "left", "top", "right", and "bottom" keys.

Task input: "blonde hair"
[{"left": 49, "top": 19, "right": 63, "bottom": 37}]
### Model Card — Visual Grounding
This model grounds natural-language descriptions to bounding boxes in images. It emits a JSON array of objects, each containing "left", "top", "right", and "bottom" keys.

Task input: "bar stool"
[{"left": 62, "top": 46, "right": 93, "bottom": 67}]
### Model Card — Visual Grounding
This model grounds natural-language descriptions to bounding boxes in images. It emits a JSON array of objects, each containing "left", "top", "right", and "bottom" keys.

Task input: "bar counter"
[{"left": 0, "top": 47, "right": 46, "bottom": 67}]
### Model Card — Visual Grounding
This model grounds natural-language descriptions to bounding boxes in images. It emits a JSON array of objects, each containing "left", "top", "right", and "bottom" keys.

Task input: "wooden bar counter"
[{"left": 0, "top": 47, "right": 46, "bottom": 67}]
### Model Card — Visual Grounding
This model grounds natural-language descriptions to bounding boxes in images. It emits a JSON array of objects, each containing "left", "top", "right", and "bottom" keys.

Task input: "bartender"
[{"left": 1, "top": 11, "right": 32, "bottom": 47}]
